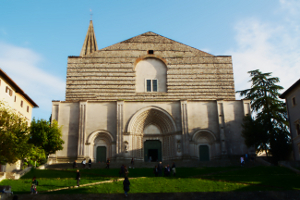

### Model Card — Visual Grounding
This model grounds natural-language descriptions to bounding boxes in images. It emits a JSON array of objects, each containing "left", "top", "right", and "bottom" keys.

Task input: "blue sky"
[{"left": 0, "top": 0, "right": 299, "bottom": 120}]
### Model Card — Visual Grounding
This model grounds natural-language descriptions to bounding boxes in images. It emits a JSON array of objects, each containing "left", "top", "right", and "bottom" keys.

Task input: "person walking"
[
  {"left": 123, "top": 177, "right": 130, "bottom": 197},
  {"left": 76, "top": 169, "right": 80, "bottom": 187},
  {"left": 105, "top": 158, "right": 110, "bottom": 169},
  {"left": 30, "top": 177, "right": 38, "bottom": 194},
  {"left": 73, "top": 160, "right": 77, "bottom": 169},
  {"left": 88, "top": 158, "right": 92, "bottom": 169}
]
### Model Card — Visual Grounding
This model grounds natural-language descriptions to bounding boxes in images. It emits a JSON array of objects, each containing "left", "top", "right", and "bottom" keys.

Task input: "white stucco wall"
[{"left": 135, "top": 58, "right": 167, "bottom": 93}]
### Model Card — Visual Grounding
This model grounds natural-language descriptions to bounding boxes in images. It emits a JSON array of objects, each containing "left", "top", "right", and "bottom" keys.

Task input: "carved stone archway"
[
  {"left": 191, "top": 130, "right": 217, "bottom": 160},
  {"left": 126, "top": 106, "right": 178, "bottom": 160},
  {"left": 86, "top": 130, "right": 115, "bottom": 162}
]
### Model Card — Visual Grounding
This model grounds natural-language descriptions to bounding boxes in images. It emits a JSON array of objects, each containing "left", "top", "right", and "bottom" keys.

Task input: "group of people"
[
  {"left": 154, "top": 162, "right": 176, "bottom": 177},
  {"left": 73, "top": 158, "right": 92, "bottom": 169},
  {"left": 240, "top": 153, "right": 255, "bottom": 166}
]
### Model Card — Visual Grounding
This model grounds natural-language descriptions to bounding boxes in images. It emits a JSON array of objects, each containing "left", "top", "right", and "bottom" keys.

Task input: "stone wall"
[{"left": 65, "top": 32, "right": 235, "bottom": 101}]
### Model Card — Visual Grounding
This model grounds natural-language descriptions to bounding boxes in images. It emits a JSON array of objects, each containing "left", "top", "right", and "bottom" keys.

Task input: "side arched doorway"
[
  {"left": 144, "top": 140, "right": 162, "bottom": 162},
  {"left": 96, "top": 146, "right": 106, "bottom": 162},
  {"left": 192, "top": 130, "right": 216, "bottom": 161},
  {"left": 86, "top": 130, "right": 115, "bottom": 162}
]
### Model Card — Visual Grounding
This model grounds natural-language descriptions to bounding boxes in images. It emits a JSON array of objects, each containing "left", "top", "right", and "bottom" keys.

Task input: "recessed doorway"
[
  {"left": 199, "top": 145, "right": 209, "bottom": 161},
  {"left": 96, "top": 146, "right": 106, "bottom": 163},
  {"left": 144, "top": 140, "right": 162, "bottom": 162}
]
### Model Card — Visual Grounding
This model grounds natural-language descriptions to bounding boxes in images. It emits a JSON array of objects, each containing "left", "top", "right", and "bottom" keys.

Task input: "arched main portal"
[{"left": 126, "top": 106, "right": 178, "bottom": 161}]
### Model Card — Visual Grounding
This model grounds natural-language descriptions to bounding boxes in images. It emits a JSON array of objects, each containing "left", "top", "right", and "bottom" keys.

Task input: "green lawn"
[{"left": 1, "top": 166, "right": 299, "bottom": 194}]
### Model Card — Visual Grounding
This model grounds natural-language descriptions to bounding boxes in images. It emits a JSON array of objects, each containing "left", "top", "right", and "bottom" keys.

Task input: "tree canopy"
[
  {"left": 0, "top": 101, "right": 32, "bottom": 164},
  {"left": 29, "top": 118, "right": 64, "bottom": 157},
  {"left": 237, "top": 69, "right": 291, "bottom": 162}
]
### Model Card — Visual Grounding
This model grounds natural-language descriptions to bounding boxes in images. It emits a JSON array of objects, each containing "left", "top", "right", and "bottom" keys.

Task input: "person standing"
[
  {"left": 82, "top": 158, "right": 86, "bottom": 169},
  {"left": 105, "top": 158, "right": 110, "bottom": 169},
  {"left": 154, "top": 165, "right": 158, "bottom": 177},
  {"left": 245, "top": 153, "right": 249, "bottom": 163},
  {"left": 88, "top": 158, "right": 92, "bottom": 169},
  {"left": 124, "top": 166, "right": 129, "bottom": 177},
  {"left": 167, "top": 164, "right": 171, "bottom": 176},
  {"left": 171, "top": 162, "right": 176, "bottom": 176},
  {"left": 158, "top": 162, "right": 162, "bottom": 176},
  {"left": 119, "top": 164, "right": 125, "bottom": 177},
  {"left": 240, "top": 156, "right": 245, "bottom": 166},
  {"left": 76, "top": 169, "right": 80, "bottom": 187},
  {"left": 73, "top": 160, "right": 77, "bottom": 169},
  {"left": 123, "top": 177, "right": 130, "bottom": 197},
  {"left": 130, "top": 158, "right": 134, "bottom": 169},
  {"left": 30, "top": 177, "right": 38, "bottom": 194}
]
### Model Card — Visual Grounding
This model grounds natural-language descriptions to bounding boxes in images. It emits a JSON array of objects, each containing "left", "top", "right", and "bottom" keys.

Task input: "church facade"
[{"left": 51, "top": 21, "right": 251, "bottom": 163}]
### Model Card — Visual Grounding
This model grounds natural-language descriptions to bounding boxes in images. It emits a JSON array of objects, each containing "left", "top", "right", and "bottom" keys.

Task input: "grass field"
[{"left": 1, "top": 166, "right": 299, "bottom": 194}]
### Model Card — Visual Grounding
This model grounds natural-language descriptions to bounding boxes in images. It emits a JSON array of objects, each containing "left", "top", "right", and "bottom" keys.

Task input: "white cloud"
[
  {"left": 0, "top": 42, "right": 65, "bottom": 119},
  {"left": 227, "top": 3, "right": 300, "bottom": 99}
]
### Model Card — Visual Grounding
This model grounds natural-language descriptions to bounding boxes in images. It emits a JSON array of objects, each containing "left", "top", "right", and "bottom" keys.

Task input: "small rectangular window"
[
  {"left": 146, "top": 80, "right": 151, "bottom": 92},
  {"left": 148, "top": 50, "right": 154, "bottom": 54},
  {"left": 292, "top": 97, "right": 296, "bottom": 106},
  {"left": 6, "top": 86, "right": 12, "bottom": 96},
  {"left": 27, "top": 106, "right": 29, "bottom": 113},
  {"left": 152, "top": 80, "right": 157, "bottom": 92},
  {"left": 20, "top": 100, "right": 23, "bottom": 108},
  {"left": 14, "top": 96, "right": 16, "bottom": 102}
]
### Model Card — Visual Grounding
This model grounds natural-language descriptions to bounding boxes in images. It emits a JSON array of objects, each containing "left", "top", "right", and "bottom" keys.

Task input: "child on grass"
[{"left": 30, "top": 177, "right": 38, "bottom": 194}]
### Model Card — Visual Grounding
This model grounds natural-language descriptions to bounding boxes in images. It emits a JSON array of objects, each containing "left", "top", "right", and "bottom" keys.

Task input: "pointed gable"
[
  {"left": 99, "top": 31, "right": 213, "bottom": 57},
  {"left": 80, "top": 20, "right": 98, "bottom": 57}
]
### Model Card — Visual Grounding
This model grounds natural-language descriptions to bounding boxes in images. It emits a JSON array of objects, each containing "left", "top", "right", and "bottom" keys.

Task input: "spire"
[{"left": 80, "top": 20, "right": 98, "bottom": 56}]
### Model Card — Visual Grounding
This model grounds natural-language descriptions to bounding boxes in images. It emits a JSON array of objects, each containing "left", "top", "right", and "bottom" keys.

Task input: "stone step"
[{"left": 46, "top": 159, "right": 233, "bottom": 170}]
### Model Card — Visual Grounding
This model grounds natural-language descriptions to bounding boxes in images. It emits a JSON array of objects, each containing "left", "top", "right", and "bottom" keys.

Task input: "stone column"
[
  {"left": 217, "top": 101, "right": 227, "bottom": 156},
  {"left": 180, "top": 100, "right": 189, "bottom": 158},
  {"left": 78, "top": 101, "right": 87, "bottom": 158},
  {"left": 116, "top": 101, "right": 124, "bottom": 158}
]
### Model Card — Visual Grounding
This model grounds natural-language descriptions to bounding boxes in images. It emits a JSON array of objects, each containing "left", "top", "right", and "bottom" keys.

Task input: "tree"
[
  {"left": 237, "top": 69, "right": 291, "bottom": 162},
  {"left": 0, "top": 101, "right": 32, "bottom": 165},
  {"left": 29, "top": 118, "right": 64, "bottom": 157}
]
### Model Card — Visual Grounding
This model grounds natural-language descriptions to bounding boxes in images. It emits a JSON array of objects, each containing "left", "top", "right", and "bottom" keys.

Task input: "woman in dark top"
[{"left": 123, "top": 177, "right": 130, "bottom": 197}]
